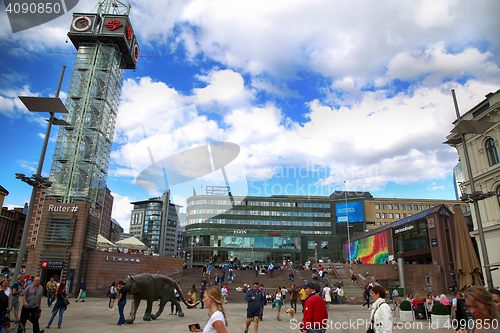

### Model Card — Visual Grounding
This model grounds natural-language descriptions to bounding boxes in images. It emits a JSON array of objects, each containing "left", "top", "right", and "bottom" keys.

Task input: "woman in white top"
[
  {"left": 190, "top": 286, "right": 228, "bottom": 333},
  {"left": 369, "top": 285, "right": 393, "bottom": 333},
  {"left": 272, "top": 287, "right": 283, "bottom": 321},
  {"left": 0, "top": 278, "right": 12, "bottom": 321}
]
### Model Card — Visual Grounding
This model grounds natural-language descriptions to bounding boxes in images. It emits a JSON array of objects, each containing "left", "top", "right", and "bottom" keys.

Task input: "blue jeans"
[
  {"left": 320, "top": 276, "right": 323, "bottom": 283},
  {"left": 47, "top": 291, "right": 55, "bottom": 306},
  {"left": 118, "top": 300, "right": 127, "bottom": 324},
  {"left": 270, "top": 270, "right": 273, "bottom": 277},
  {"left": 47, "top": 307, "right": 65, "bottom": 327}
]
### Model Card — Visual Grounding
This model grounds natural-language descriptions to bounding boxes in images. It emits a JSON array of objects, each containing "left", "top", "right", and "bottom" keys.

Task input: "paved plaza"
[{"left": 21, "top": 297, "right": 456, "bottom": 333}]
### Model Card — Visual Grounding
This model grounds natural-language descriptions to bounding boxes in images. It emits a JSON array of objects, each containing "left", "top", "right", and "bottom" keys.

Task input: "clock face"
[{"left": 72, "top": 16, "right": 92, "bottom": 32}]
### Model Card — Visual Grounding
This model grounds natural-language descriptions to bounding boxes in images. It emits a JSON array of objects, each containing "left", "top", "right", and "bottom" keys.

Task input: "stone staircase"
[
  {"left": 174, "top": 266, "right": 303, "bottom": 304},
  {"left": 324, "top": 263, "right": 363, "bottom": 303}
]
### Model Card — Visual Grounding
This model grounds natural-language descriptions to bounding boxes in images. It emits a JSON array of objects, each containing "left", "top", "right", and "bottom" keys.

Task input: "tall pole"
[
  {"left": 13, "top": 67, "right": 66, "bottom": 281},
  {"left": 451, "top": 89, "right": 493, "bottom": 289},
  {"left": 345, "top": 181, "right": 351, "bottom": 268}
]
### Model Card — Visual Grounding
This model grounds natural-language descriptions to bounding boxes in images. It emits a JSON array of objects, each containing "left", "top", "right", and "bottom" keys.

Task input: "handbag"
[
  {"left": 63, "top": 296, "right": 70, "bottom": 306},
  {"left": 82, "top": 291, "right": 86, "bottom": 298}
]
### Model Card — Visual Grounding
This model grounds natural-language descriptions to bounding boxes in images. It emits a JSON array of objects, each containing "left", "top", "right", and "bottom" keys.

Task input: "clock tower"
[{"left": 25, "top": 0, "right": 139, "bottom": 294}]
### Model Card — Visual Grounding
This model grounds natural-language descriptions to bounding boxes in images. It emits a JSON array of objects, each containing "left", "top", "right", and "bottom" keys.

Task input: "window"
[
  {"left": 376, "top": 213, "right": 381, "bottom": 218},
  {"left": 426, "top": 205, "right": 430, "bottom": 209},
  {"left": 376, "top": 222, "right": 381, "bottom": 225},
  {"left": 381, "top": 204, "right": 386, "bottom": 210},
  {"left": 375, "top": 204, "right": 380, "bottom": 209},
  {"left": 394, "top": 204, "right": 399, "bottom": 210},
  {"left": 407, "top": 205, "right": 412, "bottom": 210},
  {"left": 450, "top": 206, "right": 455, "bottom": 212},
  {"left": 402, "top": 213, "right": 406, "bottom": 218},
  {"left": 388, "top": 204, "right": 393, "bottom": 210},
  {"left": 413, "top": 205, "right": 418, "bottom": 210},
  {"left": 462, "top": 206, "right": 467, "bottom": 212},
  {"left": 420, "top": 205, "right": 424, "bottom": 210},
  {"left": 486, "top": 138, "right": 499, "bottom": 166},
  {"left": 382, "top": 213, "right": 387, "bottom": 219}
]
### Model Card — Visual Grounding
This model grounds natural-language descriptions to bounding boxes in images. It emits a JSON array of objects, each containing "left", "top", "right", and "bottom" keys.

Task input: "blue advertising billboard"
[{"left": 335, "top": 201, "right": 364, "bottom": 223}]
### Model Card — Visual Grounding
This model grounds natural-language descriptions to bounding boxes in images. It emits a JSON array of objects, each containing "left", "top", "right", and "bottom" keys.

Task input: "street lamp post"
[
  {"left": 183, "top": 251, "right": 186, "bottom": 267},
  {"left": 251, "top": 242, "right": 254, "bottom": 264},
  {"left": 13, "top": 67, "right": 69, "bottom": 281},
  {"left": 449, "top": 89, "right": 494, "bottom": 289},
  {"left": 314, "top": 243, "right": 318, "bottom": 263},
  {"left": 345, "top": 182, "right": 352, "bottom": 268}
]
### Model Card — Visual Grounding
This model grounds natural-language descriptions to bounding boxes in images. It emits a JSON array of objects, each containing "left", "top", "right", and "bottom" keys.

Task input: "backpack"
[{"left": 0, "top": 289, "right": 8, "bottom": 314}]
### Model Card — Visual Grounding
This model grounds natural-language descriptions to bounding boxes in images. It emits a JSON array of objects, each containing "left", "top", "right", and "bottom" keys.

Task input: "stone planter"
[
  {"left": 399, "top": 310, "right": 414, "bottom": 322},
  {"left": 431, "top": 314, "right": 450, "bottom": 328}
]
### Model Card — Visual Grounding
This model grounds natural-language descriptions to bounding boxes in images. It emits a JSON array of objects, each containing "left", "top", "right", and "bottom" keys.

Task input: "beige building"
[
  {"left": 365, "top": 198, "right": 469, "bottom": 228},
  {"left": 446, "top": 88, "right": 500, "bottom": 287}
]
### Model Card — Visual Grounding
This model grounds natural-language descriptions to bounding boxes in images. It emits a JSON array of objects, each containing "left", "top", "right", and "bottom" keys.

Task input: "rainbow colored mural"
[{"left": 345, "top": 231, "right": 389, "bottom": 264}]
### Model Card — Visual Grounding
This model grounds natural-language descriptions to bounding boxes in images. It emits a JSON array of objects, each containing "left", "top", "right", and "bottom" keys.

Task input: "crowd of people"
[{"left": 0, "top": 274, "right": 78, "bottom": 332}]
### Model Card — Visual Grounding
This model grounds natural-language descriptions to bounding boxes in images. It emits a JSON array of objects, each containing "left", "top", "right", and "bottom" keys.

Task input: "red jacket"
[{"left": 301, "top": 293, "right": 328, "bottom": 331}]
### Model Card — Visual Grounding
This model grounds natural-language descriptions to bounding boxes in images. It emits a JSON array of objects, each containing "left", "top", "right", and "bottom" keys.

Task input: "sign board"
[
  {"left": 41, "top": 261, "right": 64, "bottom": 269},
  {"left": 431, "top": 238, "right": 438, "bottom": 247},
  {"left": 428, "top": 217, "right": 435, "bottom": 229}
]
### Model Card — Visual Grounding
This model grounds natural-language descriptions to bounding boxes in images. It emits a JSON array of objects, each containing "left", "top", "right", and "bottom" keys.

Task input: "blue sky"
[{"left": 1, "top": 0, "right": 500, "bottom": 232}]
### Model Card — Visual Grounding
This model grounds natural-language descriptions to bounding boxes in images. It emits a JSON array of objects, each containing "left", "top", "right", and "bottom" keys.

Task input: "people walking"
[
  {"left": 108, "top": 282, "right": 117, "bottom": 310},
  {"left": 259, "top": 284, "right": 265, "bottom": 321},
  {"left": 300, "top": 286, "right": 307, "bottom": 312},
  {"left": 46, "top": 282, "right": 68, "bottom": 329},
  {"left": 75, "top": 277, "right": 86, "bottom": 302},
  {"left": 11, "top": 275, "right": 24, "bottom": 321},
  {"left": 268, "top": 263, "right": 274, "bottom": 278},
  {"left": 116, "top": 280, "right": 127, "bottom": 325},
  {"left": 0, "top": 278, "right": 11, "bottom": 327},
  {"left": 189, "top": 286, "right": 228, "bottom": 333},
  {"left": 362, "top": 285, "right": 371, "bottom": 309},
  {"left": 300, "top": 282, "right": 328, "bottom": 333},
  {"left": 201, "top": 281, "right": 207, "bottom": 309},
  {"left": 290, "top": 284, "right": 298, "bottom": 312},
  {"left": 45, "top": 278, "right": 57, "bottom": 307},
  {"left": 272, "top": 287, "right": 283, "bottom": 321},
  {"left": 323, "top": 284, "right": 332, "bottom": 309},
  {"left": 369, "top": 286, "right": 393, "bottom": 333},
  {"left": 244, "top": 282, "right": 264, "bottom": 333},
  {"left": 20, "top": 276, "right": 44, "bottom": 333}
]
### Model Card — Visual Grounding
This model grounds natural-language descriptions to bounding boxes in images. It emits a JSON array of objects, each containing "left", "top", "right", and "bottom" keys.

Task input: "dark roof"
[
  {"left": 0, "top": 185, "right": 9, "bottom": 195},
  {"left": 329, "top": 191, "right": 373, "bottom": 200},
  {"left": 349, "top": 204, "right": 453, "bottom": 243}
]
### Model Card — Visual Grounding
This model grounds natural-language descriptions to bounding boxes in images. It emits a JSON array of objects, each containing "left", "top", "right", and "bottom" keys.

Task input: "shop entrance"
[{"left": 40, "top": 269, "right": 62, "bottom": 295}]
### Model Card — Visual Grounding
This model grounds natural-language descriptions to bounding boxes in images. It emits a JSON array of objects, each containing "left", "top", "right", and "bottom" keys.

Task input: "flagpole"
[{"left": 345, "top": 181, "right": 351, "bottom": 268}]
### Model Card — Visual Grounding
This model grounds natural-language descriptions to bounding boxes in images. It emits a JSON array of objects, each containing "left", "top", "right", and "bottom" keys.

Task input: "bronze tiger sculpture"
[{"left": 122, "top": 273, "right": 199, "bottom": 323}]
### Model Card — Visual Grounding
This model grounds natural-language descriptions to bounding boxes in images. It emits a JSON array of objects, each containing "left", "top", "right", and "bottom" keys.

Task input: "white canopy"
[
  {"left": 97, "top": 235, "right": 116, "bottom": 248},
  {"left": 115, "top": 236, "right": 148, "bottom": 250}
]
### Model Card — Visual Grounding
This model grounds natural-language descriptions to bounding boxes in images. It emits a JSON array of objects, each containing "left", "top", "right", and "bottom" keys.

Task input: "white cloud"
[
  {"left": 193, "top": 69, "right": 254, "bottom": 109},
  {"left": 18, "top": 160, "right": 36, "bottom": 173},
  {"left": 111, "top": 192, "right": 135, "bottom": 233}
]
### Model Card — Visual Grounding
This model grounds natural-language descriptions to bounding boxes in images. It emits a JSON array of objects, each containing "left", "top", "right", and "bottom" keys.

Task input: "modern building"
[
  {"left": 345, "top": 204, "right": 470, "bottom": 290},
  {"left": 365, "top": 197, "right": 469, "bottom": 228},
  {"left": 24, "top": 1, "right": 139, "bottom": 294},
  {"left": 176, "top": 213, "right": 186, "bottom": 258},
  {"left": 130, "top": 191, "right": 180, "bottom": 256},
  {"left": 182, "top": 187, "right": 466, "bottom": 266},
  {"left": 446, "top": 88, "right": 500, "bottom": 286}
]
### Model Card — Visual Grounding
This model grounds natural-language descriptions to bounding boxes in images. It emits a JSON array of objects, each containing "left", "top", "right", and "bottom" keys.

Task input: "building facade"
[
  {"left": 182, "top": 188, "right": 466, "bottom": 266},
  {"left": 0, "top": 207, "right": 26, "bottom": 251},
  {"left": 130, "top": 191, "right": 180, "bottom": 256},
  {"left": 346, "top": 204, "right": 466, "bottom": 290},
  {"left": 446, "top": 88, "right": 500, "bottom": 286}
]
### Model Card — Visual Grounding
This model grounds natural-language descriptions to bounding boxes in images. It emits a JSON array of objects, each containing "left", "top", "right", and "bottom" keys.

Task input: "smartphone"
[{"left": 188, "top": 323, "right": 201, "bottom": 331}]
